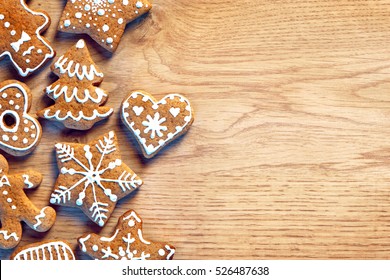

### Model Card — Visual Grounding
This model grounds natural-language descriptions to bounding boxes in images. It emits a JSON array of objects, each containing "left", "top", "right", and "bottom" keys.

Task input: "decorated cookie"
[
  {"left": 10, "top": 240, "right": 75, "bottom": 260},
  {"left": 58, "top": 0, "right": 152, "bottom": 52},
  {"left": 121, "top": 90, "right": 194, "bottom": 158},
  {"left": 50, "top": 131, "right": 142, "bottom": 227},
  {"left": 0, "top": 0, "right": 55, "bottom": 77},
  {"left": 0, "top": 80, "right": 42, "bottom": 156},
  {"left": 0, "top": 155, "right": 56, "bottom": 249},
  {"left": 78, "top": 210, "right": 175, "bottom": 260},
  {"left": 37, "top": 39, "right": 113, "bottom": 130}
]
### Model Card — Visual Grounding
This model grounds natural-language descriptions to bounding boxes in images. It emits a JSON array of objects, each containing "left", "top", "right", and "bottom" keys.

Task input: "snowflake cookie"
[
  {"left": 121, "top": 90, "right": 194, "bottom": 158},
  {"left": 58, "top": 0, "right": 152, "bottom": 52},
  {"left": 50, "top": 131, "right": 143, "bottom": 227},
  {"left": 37, "top": 39, "right": 113, "bottom": 130},
  {"left": 0, "top": 80, "right": 42, "bottom": 156},
  {"left": 0, "top": 155, "right": 56, "bottom": 249},
  {"left": 10, "top": 240, "right": 75, "bottom": 260},
  {"left": 0, "top": 0, "right": 55, "bottom": 76},
  {"left": 78, "top": 209, "right": 175, "bottom": 260}
]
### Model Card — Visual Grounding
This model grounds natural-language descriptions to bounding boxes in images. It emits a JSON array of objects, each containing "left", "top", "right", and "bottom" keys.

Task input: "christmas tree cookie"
[
  {"left": 58, "top": 0, "right": 152, "bottom": 52},
  {"left": 37, "top": 39, "right": 113, "bottom": 130},
  {"left": 0, "top": 0, "right": 55, "bottom": 76},
  {"left": 50, "top": 131, "right": 143, "bottom": 227}
]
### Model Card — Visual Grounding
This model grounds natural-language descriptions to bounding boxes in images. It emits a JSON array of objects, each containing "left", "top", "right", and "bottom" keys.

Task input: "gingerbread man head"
[{"left": 0, "top": 155, "right": 56, "bottom": 249}]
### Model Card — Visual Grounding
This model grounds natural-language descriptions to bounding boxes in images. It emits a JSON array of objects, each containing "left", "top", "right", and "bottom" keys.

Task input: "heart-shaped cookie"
[
  {"left": 0, "top": 80, "right": 42, "bottom": 156},
  {"left": 121, "top": 90, "right": 194, "bottom": 158}
]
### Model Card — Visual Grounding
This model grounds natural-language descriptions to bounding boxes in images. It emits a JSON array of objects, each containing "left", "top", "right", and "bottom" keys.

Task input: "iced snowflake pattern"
[
  {"left": 142, "top": 112, "right": 167, "bottom": 139},
  {"left": 50, "top": 131, "right": 142, "bottom": 226}
]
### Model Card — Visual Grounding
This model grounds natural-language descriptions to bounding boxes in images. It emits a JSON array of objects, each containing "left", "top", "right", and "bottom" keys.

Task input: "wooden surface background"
[{"left": 1, "top": 0, "right": 390, "bottom": 260}]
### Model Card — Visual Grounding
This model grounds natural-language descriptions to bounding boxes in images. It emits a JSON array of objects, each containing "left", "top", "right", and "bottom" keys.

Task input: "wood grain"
[{"left": 1, "top": 0, "right": 390, "bottom": 259}]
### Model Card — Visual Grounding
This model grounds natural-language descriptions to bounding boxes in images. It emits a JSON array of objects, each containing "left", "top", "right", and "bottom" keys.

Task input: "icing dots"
[
  {"left": 58, "top": 0, "right": 152, "bottom": 52},
  {"left": 77, "top": 210, "right": 176, "bottom": 260},
  {"left": 0, "top": 81, "right": 42, "bottom": 156}
]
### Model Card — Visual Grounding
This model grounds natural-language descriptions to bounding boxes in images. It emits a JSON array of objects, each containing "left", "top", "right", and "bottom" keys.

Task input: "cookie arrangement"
[{"left": 0, "top": 1, "right": 193, "bottom": 260}]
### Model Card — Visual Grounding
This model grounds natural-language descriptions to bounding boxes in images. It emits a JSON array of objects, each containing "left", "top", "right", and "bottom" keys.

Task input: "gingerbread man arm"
[
  {"left": 0, "top": 215, "right": 22, "bottom": 249},
  {"left": 18, "top": 170, "right": 42, "bottom": 189}
]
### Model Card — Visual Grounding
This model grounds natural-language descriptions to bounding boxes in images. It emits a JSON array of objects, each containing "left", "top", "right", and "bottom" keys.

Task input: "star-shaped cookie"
[
  {"left": 78, "top": 209, "right": 176, "bottom": 260},
  {"left": 49, "top": 131, "right": 143, "bottom": 227},
  {"left": 58, "top": 0, "right": 152, "bottom": 52}
]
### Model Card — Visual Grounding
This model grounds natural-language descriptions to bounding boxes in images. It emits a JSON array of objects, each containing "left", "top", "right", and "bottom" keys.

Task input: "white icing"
[
  {"left": 46, "top": 84, "right": 107, "bottom": 104},
  {"left": 0, "top": 110, "right": 20, "bottom": 132},
  {"left": 136, "top": 1, "right": 143, "bottom": 8},
  {"left": 22, "top": 174, "right": 34, "bottom": 188},
  {"left": 22, "top": 46, "right": 34, "bottom": 56},
  {"left": 12, "top": 241, "right": 75, "bottom": 260},
  {"left": 50, "top": 132, "right": 142, "bottom": 226},
  {"left": 0, "top": 230, "right": 19, "bottom": 241},
  {"left": 165, "top": 245, "right": 175, "bottom": 259},
  {"left": 0, "top": 1, "right": 55, "bottom": 76},
  {"left": 169, "top": 107, "right": 180, "bottom": 118},
  {"left": 43, "top": 108, "right": 113, "bottom": 122},
  {"left": 132, "top": 106, "right": 144, "bottom": 116},
  {"left": 137, "top": 228, "right": 151, "bottom": 245},
  {"left": 158, "top": 249, "right": 165, "bottom": 256},
  {"left": 122, "top": 92, "right": 193, "bottom": 156},
  {"left": 33, "top": 207, "right": 48, "bottom": 229},
  {"left": 54, "top": 54, "right": 104, "bottom": 81},
  {"left": 79, "top": 234, "right": 91, "bottom": 252},
  {"left": 142, "top": 113, "right": 167, "bottom": 139},
  {"left": 0, "top": 83, "right": 41, "bottom": 152},
  {"left": 8, "top": 31, "right": 31, "bottom": 52}
]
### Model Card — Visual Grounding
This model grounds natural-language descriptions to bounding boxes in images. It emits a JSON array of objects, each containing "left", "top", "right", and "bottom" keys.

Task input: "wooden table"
[{"left": 1, "top": 0, "right": 390, "bottom": 260}]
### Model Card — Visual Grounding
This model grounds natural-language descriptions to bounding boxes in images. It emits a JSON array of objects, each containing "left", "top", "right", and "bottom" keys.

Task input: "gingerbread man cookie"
[
  {"left": 0, "top": 155, "right": 56, "bottom": 249},
  {"left": 50, "top": 131, "right": 142, "bottom": 227},
  {"left": 0, "top": 0, "right": 55, "bottom": 77},
  {"left": 78, "top": 210, "right": 175, "bottom": 260},
  {"left": 0, "top": 80, "right": 42, "bottom": 156},
  {"left": 37, "top": 39, "right": 113, "bottom": 130},
  {"left": 10, "top": 240, "right": 75, "bottom": 260},
  {"left": 121, "top": 90, "right": 194, "bottom": 158},
  {"left": 58, "top": 0, "right": 152, "bottom": 52}
]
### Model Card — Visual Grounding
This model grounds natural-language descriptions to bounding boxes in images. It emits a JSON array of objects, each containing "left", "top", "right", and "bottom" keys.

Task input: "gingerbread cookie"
[
  {"left": 10, "top": 240, "right": 75, "bottom": 260},
  {"left": 0, "top": 155, "right": 56, "bottom": 249},
  {"left": 50, "top": 131, "right": 142, "bottom": 227},
  {"left": 78, "top": 210, "right": 175, "bottom": 260},
  {"left": 37, "top": 39, "right": 113, "bottom": 130},
  {"left": 58, "top": 0, "right": 152, "bottom": 52},
  {"left": 0, "top": 0, "right": 55, "bottom": 77},
  {"left": 0, "top": 80, "right": 42, "bottom": 156},
  {"left": 121, "top": 90, "right": 194, "bottom": 158}
]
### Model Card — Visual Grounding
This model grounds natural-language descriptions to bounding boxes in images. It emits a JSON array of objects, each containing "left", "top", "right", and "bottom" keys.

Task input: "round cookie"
[{"left": 0, "top": 80, "right": 42, "bottom": 156}]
